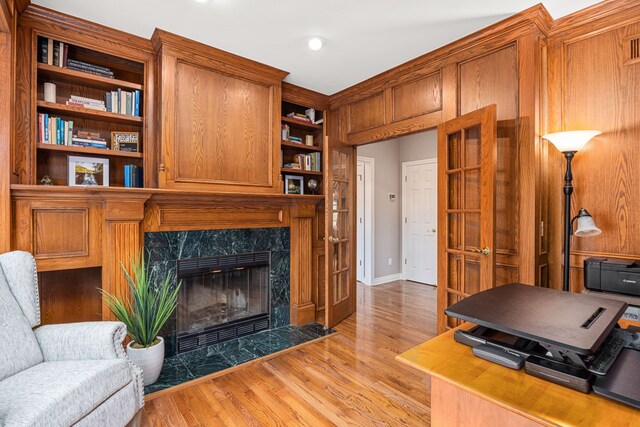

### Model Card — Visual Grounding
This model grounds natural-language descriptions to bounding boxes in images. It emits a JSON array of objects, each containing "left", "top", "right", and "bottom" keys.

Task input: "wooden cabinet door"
[
  {"left": 325, "top": 135, "right": 357, "bottom": 328},
  {"left": 437, "top": 104, "right": 497, "bottom": 333}
]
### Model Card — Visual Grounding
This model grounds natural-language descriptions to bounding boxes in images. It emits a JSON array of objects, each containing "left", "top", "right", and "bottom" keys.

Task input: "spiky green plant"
[{"left": 101, "top": 253, "right": 180, "bottom": 348}]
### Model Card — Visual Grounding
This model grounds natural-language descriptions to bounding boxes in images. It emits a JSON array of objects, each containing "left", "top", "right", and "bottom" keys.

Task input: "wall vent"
[{"left": 625, "top": 36, "right": 640, "bottom": 65}]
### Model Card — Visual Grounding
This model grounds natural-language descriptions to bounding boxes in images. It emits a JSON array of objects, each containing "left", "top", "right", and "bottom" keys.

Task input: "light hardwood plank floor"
[{"left": 142, "top": 280, "right": 437, "bottom": 426}]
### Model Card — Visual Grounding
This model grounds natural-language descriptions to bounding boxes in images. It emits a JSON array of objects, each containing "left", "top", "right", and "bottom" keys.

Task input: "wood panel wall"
[
  {"left": 547, "top": 1, "right": 640, "bottom": 292},
  {"left": 0, "top": 0, "right": 15, "bottom": 253}
]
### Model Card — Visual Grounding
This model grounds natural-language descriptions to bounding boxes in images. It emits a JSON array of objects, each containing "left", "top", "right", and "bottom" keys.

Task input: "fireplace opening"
[{"left": 176, "top": 252, "right": 270, "bottom": 353}]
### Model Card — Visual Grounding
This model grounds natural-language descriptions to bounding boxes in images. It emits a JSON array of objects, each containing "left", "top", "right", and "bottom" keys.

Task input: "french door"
[
  {"left": 437, "top": 105, "right": 497, "bottom": 333},
  {"left": 325, "top": 135, "right": 356, "bottom": 328}
]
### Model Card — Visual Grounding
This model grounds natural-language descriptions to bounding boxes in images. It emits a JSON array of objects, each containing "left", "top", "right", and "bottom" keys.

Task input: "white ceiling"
[{"left": 33, "top": 0, "right": 602, "bottom": 95}]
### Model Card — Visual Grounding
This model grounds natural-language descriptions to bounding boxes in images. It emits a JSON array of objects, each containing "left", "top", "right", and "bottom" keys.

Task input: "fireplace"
[{"left": 176, "top": 252, "right": 271, "bottom": 353}]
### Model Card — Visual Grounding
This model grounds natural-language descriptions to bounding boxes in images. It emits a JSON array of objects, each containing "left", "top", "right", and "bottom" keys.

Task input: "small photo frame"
[
  {"left": 284, "top": 175, "right": 304, "bottom": 195},
  {"left": 111, "top": 131, "right": 139, "bottom": 152},
  {"left": 68, "top": 155, "right": 109, "bottom": 187}
]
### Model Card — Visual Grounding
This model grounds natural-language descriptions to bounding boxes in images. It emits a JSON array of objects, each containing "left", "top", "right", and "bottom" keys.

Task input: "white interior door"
[
  {"left": 403, "top": 159, "right": 438, "bottom": 285},
  {"left": 356, "top": 161, "right": 365, "bottom": 282}
]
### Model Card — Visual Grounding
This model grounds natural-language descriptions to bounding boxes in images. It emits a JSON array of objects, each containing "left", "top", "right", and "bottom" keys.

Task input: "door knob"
[
  {"left": 471, "top": 247, "right": 491, "bottom": 256},
  {"left": 432, "top": 229, "right": 436, "bottom": 233}
]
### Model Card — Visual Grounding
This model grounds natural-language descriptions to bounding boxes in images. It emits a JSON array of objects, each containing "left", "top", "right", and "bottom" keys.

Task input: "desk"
[{"left": 396, "top": 324, "right": 640, "bottom": 427}]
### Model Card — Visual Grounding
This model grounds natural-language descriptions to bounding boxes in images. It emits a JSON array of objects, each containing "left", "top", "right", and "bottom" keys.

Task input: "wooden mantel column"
[
  {"left": 289, "top": 202, "right": 317, "bottom": 326},
  {"left": 101, "top": 193, "right": 151, "bottom": 320}
]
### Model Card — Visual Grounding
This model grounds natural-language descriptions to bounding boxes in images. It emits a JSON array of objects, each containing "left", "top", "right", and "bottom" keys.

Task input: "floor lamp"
[{"left": 542, "top": 130, "right": 602, "bottom": 292}]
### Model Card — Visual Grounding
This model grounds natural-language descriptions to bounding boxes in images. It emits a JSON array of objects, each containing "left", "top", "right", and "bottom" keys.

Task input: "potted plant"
[{"left": 102, "top": 253, "right": 180, "bottom": 386}]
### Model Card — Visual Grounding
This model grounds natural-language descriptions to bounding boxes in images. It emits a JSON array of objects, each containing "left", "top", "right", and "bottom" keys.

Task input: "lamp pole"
[{"left": 562, "top": 151, "right": 576, "bottom": 292}]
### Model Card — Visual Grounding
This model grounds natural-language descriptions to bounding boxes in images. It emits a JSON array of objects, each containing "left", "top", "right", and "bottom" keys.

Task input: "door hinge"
[
  {"left": 404, "top": 175, "right": 407, "bottom": 182},
  {"left": 541, "top": 221, "right": 544, "bottom": 237},
  {"left": 359, "top": 260, "right": 362, "bottom": 266},
  {"left": 404, "top": 258, "right": 407, "bottom": 265},
  {"left": 404, "top": 217, "right": 407, "bottom": 223}
]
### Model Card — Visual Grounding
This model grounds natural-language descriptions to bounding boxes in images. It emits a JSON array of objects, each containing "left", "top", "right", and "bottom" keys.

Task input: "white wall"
[{"left": 356, "top": 129, "right": 437, "bottom": 282}]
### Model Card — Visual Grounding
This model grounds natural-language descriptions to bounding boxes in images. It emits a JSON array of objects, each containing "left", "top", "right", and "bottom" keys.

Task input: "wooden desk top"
[{"left": 396, "top": 324, "right": 640, "bottom": 427}]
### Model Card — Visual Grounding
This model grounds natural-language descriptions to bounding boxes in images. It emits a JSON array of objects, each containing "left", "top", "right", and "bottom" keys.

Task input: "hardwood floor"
[{"left": 142, "top": 280, "right": 438, "bottom": 426}]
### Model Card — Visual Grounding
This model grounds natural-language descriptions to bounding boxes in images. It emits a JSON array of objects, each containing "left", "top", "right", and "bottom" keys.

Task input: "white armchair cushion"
[
  {"left": 35, "top": 321, "right": 127, "bottom": 362},
  {"left": 0, "top": 359, "right": 133, "bottom": 427},
  {"left": 0, "top": 270, "right": 43, "bottom": 382},
  {"left": 0, "top": 251, "right": 40, "bottom": 328}
]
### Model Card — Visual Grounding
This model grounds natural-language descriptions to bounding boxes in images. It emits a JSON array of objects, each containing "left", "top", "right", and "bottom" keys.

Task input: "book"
[
  {"left": 53, "top": 41, "right": 60, "bottom": 67},
  {"left": 125, "top": 92, "right": 132, "bottom": 115},
  {"left": 305, "top": 108, "right": 316, "bottom": 123},
  {"left": 47, "top": 38, "right": 53, "bottom": 65},
  {"left": 134, "top": 90, "right": 140, "bottom": 116},
  {"left": 39, "top": 37, "right": 48, "bottom": 64}
]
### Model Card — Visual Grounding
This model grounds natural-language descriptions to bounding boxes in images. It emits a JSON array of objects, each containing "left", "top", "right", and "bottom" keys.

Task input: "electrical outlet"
[{"left": 388, "top": 258, "right": 392, "bottom": 266}]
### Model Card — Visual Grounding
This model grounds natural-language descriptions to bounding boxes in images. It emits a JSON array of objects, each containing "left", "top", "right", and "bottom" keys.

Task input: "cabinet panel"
[
  {"left": 392, "top": 72, "right": 442, "bottom": 122},
  {"left": 13, "top": 199, "right": 103, "bottom": 271},
  {"left": 347, "top": 93, "right": 385, "bottom": 134},
  {"left": 174, "top": 60, "right": 272, "bottom": 187},
  {"left": 34, "top": 208, "right": 88, "bottom": 257}
]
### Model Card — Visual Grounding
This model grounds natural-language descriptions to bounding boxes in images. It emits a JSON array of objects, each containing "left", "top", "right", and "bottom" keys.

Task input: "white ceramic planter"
[{"left": 126, "top": 336, "right": 165, "bottom": 386}]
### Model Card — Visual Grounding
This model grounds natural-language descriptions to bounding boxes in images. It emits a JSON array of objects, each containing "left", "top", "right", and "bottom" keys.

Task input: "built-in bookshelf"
[
  {"left": 280, "top": 100, "right": 325, "bottom": 195},
  {"left": 34, "top": 36, "right": 146, "bottom": 188}
]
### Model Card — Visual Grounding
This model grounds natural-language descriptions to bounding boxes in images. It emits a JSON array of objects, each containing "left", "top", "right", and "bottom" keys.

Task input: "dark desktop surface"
[{"left": 445, "top": 283, "right": 628, "bottom": 355}]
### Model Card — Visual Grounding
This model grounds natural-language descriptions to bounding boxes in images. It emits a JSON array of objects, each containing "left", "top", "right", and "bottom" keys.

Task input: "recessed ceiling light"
[
  {"left": 308, "top": 37, "right": 324, "bottom": 51},
  {"left": 194, "top": 0, "right": 208, "bottom": 3}
]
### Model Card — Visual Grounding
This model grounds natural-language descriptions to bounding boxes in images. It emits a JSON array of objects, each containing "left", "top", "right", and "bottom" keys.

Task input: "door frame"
[
  {"left": 401, "top": 158, "right": 438, "bottom": 284},
  {"left": 356, "top": 156, "right": 375, "bottom": 286}
]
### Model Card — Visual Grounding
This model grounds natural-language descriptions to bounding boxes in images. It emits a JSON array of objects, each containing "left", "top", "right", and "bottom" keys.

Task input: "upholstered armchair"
[{"left": 0, "top": 251, "right": 144, "bottom": 427}]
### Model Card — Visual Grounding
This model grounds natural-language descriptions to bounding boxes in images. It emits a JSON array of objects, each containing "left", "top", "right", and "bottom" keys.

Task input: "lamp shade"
[
  {"left": 542, "top": 130, "right": 601, "bottom": 153},
  {"left": 574, "top": 209, "right": 602, "bottom": 237}
]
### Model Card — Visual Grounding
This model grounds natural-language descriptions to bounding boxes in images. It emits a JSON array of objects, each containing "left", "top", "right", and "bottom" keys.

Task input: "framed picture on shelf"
[
  {"left": 284, "top": 175, "right": 304, "bottom": 195},
  {"left": 111, "top": 131, "right": 139, "bottom": 152},
  {"left": 68, "top": 155, "right": 109, "bottom": 187}
]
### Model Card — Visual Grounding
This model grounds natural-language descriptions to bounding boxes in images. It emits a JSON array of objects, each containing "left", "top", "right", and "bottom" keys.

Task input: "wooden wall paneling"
[
  {"left": 289, "top": 202, "right": 317, "bottom": 325},
  {"left": 547, "top": 6, "right": 640, "bottom": 291},
  {"left": 0, "top": 25, "right": 12, "bottom": 252},
  {"left": 38, "top": 267, "right": 103, "bottom": 325},
  {"left": 391, "top": 72, "right": 442, "bottom": 122},
  {"left": 312, "top": 204, "right": 326, "bottom": 321},
  {"left": 0, "top": 0, "right": 12, "bottom": 32},
  {"left": 152, "top": 29, "right": 287, "bottom": 194},
  {"left": 12, "top": 197, "right": 103, "bottom": 271},
  {"left": 517, "top": 33, "right": 544, "bottom": 285},
  {"left": 101, "top": 194, "right": 148, "bottom": 321},
  {"left": 347, "top": 92, "right": 386, "bottom": 134},
  {"left": 281, "top": 82, "right": 329, "bottom": 111},
  {"left": 458, "top": 44, "right": 521, "bottom": 285},
  {"left": 441, "top": 64, "right": 458, "bottom": 122}
]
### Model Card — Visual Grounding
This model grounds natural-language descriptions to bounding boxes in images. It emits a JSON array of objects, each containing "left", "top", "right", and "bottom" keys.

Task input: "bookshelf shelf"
[
  {"left": 37, "top": 63, "right": 144, "bottom": 91},
  {"left": 37, "top": 143, "right": 143, "bottom": 159},
  {"left": 37, "top": 101, "right": 143, "bottom": 125},
  {"left": 281, "top": 140, "right": 322, "bottom": 152},
  {"left": 281, "top": 116, "right": 323, "bottom": 130},
  {"left": 281, "top": 168, "right": 323, "bottom": 176}
]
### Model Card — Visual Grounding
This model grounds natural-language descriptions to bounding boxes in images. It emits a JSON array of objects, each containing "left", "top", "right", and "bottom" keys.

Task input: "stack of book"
[
  {"left": 286, "top": 112, "right": 312, "bottom": 123},
  {"left": 124, "top": 165, "right": 143, "bottom": 188},
  {"left": 71, "top": 131, "right": 107, "bottom": 149},
  {"left": 38, "top": 113, "right": 73, "bottom": 145},
  {"left": 67, "top": 59, "right": 114, "bottom": 79},
  {"left": 39, "top": 37, "right": 69, "bottom": 68},
  {"left": 105, "top": 89, "right": 141, "bottom": 116},
  {"left": 66, "top": 95, "right": 106, "bottom": 111},
  {"left": 284, "top": 153, "right": 321, "bottom": 172}
]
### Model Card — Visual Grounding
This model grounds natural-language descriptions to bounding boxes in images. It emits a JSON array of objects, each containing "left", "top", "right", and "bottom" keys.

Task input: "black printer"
[{"left": 585, "top": 257, "right": 640, "bottom": 297}]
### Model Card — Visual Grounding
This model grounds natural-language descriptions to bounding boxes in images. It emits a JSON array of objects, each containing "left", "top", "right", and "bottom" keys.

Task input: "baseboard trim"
[{"left": 371, "top": 273, "right": 404, "bottom": 286}]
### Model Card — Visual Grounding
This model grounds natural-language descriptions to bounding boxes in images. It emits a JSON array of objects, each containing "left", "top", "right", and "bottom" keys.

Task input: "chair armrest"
[{"left": 35, "top": 321, "right": 128, "bottom": 361}]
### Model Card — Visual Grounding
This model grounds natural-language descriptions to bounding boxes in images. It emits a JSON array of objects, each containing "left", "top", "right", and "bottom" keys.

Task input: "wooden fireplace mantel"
[{"left": 11, "top": 184, "right": 322, "bottom": 326}]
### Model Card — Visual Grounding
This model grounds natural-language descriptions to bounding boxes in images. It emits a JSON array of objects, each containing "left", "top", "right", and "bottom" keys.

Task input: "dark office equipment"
[
  {"left": 525, "top": 355, "right": 593, "bottom": 393},
  {"left": 454, "top": 326, "right": 547, "bottom": 359},
  {"left": 592, "top": 349, "right": 640, "bottom": 409},
  {"left": 445, "top": 283, "right": 627, "bottom": 365},
  {"left": 585, "top": 257, "right": 640, "bottom": 297},
  {"left": 472, "top": 344, "right": 524, "bottom": 369},
  {"left": 584, "top": 328, "right": 628, "bottom": 375}
]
